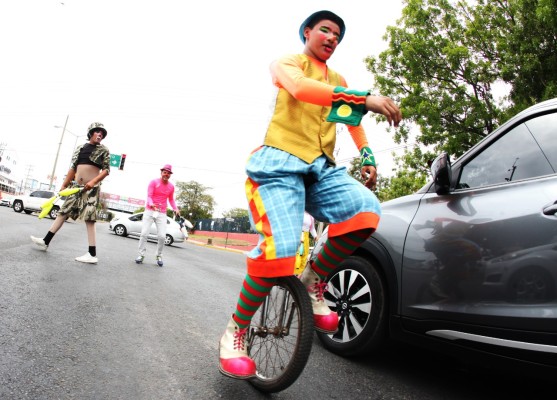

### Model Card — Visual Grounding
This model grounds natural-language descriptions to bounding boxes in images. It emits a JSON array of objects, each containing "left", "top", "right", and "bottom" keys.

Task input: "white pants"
[{"left": 137, "top": 209, "right": 167, "bottom": 257}]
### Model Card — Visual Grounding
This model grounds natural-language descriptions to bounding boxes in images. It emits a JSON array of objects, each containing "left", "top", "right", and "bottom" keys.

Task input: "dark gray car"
[{"left": 315, "top": 98, "right": 557, "bottom": 377}]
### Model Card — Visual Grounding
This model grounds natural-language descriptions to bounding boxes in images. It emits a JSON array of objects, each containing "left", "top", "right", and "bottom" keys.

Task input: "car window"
[
  {"left": 129, "top": 214, "right": 142, "bottom": 222},
  {"left": 33, "top": 191, "right": 51, "bottom": 198},
  {"left": 458, "top": 118, "right": 555, "bottom": 189},
  {"left": 524, "top": 112, "right": 557, "bottom": 169}
]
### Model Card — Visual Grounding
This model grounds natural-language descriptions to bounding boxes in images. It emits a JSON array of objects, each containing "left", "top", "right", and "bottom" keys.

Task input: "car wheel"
[
  {"left": 13, "top": 200, "right": 23, "bottom": 213},
  {"left": 113, "top": 224, "right": 127, "bottom": 237},
  {"left": 507, "top": 266, "right": 554, "bottom": 303},
  {"left": 316, "top": 255, "right": 387, "bottom": 357},
  {"left": 49, "top": 206, "right": 59, "bottom": 219},
  {"left": 165, "top": 234, "right": 173, "bottom": 246}
]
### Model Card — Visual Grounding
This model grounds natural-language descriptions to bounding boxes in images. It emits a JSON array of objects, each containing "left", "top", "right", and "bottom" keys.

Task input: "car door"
[
  {"left": 129, "top": 213, "right": 169, "bottom": 238},
  {"left": 149, "top": 216, "right": 170, "bottom": 237},
  {"left": 400, "top": 110, "right": 557, "bottom": 338},
  {"left": 29, "top": 191, "right": 51, "bottom": 210},
  {"left": 127, "top": 214, "right": 144, "bottom": 235}
]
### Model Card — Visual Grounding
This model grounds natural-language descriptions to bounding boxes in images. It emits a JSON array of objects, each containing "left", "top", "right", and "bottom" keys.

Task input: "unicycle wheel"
[{"left": 247, "top": 275, "right": 314, "bottom": 393}]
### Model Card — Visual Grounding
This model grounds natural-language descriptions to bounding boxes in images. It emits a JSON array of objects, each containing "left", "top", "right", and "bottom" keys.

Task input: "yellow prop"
[
  {"left": 38, "top": 196, "right": 57, "bottom": 219},
  {"left": 59, "top": 187, "right": 81, "bottom": 197},
  {"left": 38, "top": 187, "right": 81, "bottom": 219}
]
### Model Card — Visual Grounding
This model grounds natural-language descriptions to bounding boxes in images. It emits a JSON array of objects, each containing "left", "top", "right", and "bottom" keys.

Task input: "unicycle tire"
[{"left": 247, "top": 275, "right": 314, "bottom": 393}]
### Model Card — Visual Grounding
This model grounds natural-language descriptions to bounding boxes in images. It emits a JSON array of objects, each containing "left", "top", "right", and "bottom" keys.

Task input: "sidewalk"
[{"left": 186, "top": 238, "right": 252, "bottom": 254}]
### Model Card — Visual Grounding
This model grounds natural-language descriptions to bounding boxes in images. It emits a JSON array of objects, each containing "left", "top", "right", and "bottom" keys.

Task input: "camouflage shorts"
[{"left": 59, "top": 183, "right": 100, "bottom": 221}]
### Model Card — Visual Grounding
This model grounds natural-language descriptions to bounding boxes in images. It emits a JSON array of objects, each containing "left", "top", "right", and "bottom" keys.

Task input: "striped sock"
[
  {"left": 311, "top": 229, "right": 372, "bottom": 281},
  {"left": 232, "top": 274, "right": 276, "bottom": 328}
]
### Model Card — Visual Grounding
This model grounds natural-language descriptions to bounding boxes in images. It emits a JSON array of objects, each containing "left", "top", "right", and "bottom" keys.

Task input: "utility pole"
[
  {"left": 24, "top": 165, "right": 33, "bottom": 193},
  {"left": 49, "top": 115, "right": 69, "bottom": 190}
]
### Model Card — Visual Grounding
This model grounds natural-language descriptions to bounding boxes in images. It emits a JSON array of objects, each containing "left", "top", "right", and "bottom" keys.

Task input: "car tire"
[
  {"left": 507, "top": 265, "right": 555, "bottom": 303},
  {"left": 49, "top": 206, "right": 59, "bottom": 219},
  {"left": 316, "top": 255, "right": 388, "bottom": 357},
  {"left": 165, "top": 234, "right": 173, "bottom": 246},
  {"left": 13, "top": 200, "right": 23, "bottom": 213},
  {"left": 113, "top": 224, "right": 127, "bottom": 237}
]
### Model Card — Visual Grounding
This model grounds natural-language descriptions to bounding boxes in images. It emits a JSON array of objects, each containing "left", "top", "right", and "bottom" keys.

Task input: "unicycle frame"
[{"left": 246, "top": 223, "right": 328, "bottom": 393}]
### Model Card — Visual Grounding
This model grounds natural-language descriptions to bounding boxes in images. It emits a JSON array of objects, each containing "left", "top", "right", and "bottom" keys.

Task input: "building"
[
  {"left": 101, "top": 192, "right": 145, "bottom": 214},
  {"left": 0, "top": 143, "right": 21, "bottom": 195}
]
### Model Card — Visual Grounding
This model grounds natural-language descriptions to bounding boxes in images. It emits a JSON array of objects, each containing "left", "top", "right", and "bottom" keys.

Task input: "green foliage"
[
  {"left": 366, "top": 0, "right": 557, "bottom": 182},
  {"left": 473, "top": 0, "right": 557, "bottom": 117},
  {"left": 375, "top": 160, "right": 428, "bottom": 202},
  {"left": 347, "top": 157, "right": 368, "bottom": 186},
  {"left": 223, "top": 207, "right": 249, "bottom": 219},
  {"left": 105, "top": 211, "right": 115, "bottom": 222},
  {"left": 368, "top": 0, "right": 502, "bottom": 163},
  {"left": 175, "top": 180, "right": 215, "bottom": 223},
  {"left": 346, "top": 154, "right": 427, "bottom": 202}
]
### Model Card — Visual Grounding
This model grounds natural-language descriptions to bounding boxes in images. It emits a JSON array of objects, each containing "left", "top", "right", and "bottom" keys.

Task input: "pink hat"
[{"left": 160, "top": 164, "right": 173, "bottom": 174}]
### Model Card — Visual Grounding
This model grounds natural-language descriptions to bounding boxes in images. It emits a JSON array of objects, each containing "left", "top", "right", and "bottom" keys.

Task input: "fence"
[{"left": 194, "top": 216, "right": 253, "bottom": 234}]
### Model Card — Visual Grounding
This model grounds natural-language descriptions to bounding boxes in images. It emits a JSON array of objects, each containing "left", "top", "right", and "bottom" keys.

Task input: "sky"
[{"left": 0, "top": 0, "right": 405, "bottom": 217}]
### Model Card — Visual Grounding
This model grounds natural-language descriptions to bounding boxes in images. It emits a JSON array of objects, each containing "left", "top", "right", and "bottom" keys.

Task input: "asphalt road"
[{"left": 0, "top": 207, "right": 551, "bottom": 399}]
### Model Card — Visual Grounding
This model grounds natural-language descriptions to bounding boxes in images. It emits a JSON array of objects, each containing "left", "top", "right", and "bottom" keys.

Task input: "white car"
[
  {"left": 12, "top": 190, "right": 64, "bottom": 219},
  {"left": 0, "top": 198, "right": 12, "bottom": 207},
  {"left": 108, "top": 212, "right": 186, "bottom": 245}
]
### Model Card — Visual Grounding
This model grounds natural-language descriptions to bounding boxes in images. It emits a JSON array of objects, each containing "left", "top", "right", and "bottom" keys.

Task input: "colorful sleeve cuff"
[
  {"left": 326, "top": 87, "right": 369, "bottom": 126},
  {"left": 360, "top": 146, "right": 376, "bottom": 167}
]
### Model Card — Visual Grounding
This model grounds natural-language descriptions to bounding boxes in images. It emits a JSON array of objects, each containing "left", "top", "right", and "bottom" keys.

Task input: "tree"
[
  {"left": 347, "top": 155, "right": 427, "bottom": 202},
  {"left": 368, "top": 0, "right": 502, "bottom": 166},
  {"left": 366, "top": 0, "right": 557, "bottom": 190},
  {"left": 472, "top": 0, "right": 557, "bottom": 117},
  {"left": 221, "top": 208, "right": 252, "bottom": 233},
  {"left": 223, "top": 208, "right": 249, "bottom": 219},
  {"left": 346, "top": 157, "right": 368, "bottom": 187},
  {"left": 175, "top": 180, "right": 215, "bottom": 223}
]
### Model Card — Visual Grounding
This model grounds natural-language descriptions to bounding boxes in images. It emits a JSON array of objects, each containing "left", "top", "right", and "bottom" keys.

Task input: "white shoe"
[
  {"left": 75, "top": 252, "right": 98, "bottom": 264},
  {"left": 30, "top": 236, "right": 48, "bottom": 251},
  {"left": 219, "top": 316, "right": 256, "bottom": 379},
  {"left": 300, "top": 267, "right": 339, "bottom": 333}
]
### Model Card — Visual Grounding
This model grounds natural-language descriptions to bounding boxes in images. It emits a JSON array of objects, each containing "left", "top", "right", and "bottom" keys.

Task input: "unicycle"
[{"left": 246, "top": 275, "right": 314, "bottom": 393}]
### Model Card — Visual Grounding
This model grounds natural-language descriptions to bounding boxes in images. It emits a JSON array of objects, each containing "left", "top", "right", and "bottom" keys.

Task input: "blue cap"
[{"left": 299, "top": 10, "right": 345, "bottom": 44}]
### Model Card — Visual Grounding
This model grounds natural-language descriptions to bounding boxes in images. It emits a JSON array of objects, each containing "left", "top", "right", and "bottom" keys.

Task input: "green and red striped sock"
[
  {"left": 232, "top": 274, "right": 276, "bottom": 328},
  {"left": 311, "top": 229, "right": 372, "bottom": 280}
]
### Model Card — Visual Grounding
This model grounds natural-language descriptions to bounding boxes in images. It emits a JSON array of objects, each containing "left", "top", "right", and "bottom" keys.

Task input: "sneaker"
[
  {"left": 75, "top": 252, "right": 98, "bottom": 264},
  {"left": 300, "top": 267, "right": 339, "bottom": 334},
  {"left": 219, "top": 316, "right": 256, "bottom": 379},
  {"left": 30, "top": 236, "right": 48, "bottom": 251},
  {"left": 156, "top": 256, "right": 163, "bottom": 267},
  {"left": 135, "top": 255, "right": 144, "bottom": 264}
]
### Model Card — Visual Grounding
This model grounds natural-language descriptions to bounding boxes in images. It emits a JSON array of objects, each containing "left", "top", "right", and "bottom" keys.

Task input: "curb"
[{"left": 186, "top": 239, "right": 250, "bottom": 254}]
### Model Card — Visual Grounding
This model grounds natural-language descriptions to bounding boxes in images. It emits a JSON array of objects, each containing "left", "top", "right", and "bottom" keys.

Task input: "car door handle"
[{"left": 543, "top": 202, "right": 557, "bottom": 216}]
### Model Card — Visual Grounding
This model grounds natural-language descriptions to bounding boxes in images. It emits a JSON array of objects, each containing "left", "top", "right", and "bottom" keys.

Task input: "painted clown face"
[{"left": 303, "top": 19, "right": 341, "bottom": 62}]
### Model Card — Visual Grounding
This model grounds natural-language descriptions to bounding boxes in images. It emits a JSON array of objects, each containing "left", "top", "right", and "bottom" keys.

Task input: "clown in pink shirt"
[{"left": 135, "top": 164, "right": 180, "bottom": 267}]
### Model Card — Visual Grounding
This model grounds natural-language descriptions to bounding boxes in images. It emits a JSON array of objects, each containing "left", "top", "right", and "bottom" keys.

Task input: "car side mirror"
[{"left": 430, "top": 152, "right": 452, "bottom": 195}]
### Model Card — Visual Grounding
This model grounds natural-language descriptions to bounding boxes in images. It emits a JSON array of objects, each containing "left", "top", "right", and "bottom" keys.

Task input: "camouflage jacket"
[{"left": 70, "top": 143, "right": 111, "bottom": 173}]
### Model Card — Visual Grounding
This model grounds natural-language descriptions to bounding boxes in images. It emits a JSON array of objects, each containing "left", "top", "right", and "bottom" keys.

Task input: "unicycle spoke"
[{"left": 247, "top": 276, "right": 314, "bottom": 393}]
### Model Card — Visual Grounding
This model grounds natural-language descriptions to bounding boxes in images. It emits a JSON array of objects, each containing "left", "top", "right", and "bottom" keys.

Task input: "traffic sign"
[{"left": 110, "top": 154, "right": 122, "bottom": 168}]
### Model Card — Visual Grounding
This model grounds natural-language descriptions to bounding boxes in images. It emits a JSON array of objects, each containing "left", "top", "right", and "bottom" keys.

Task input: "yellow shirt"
[{"left": 263, "top": 54, "right": 369, "bottom": 164}]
